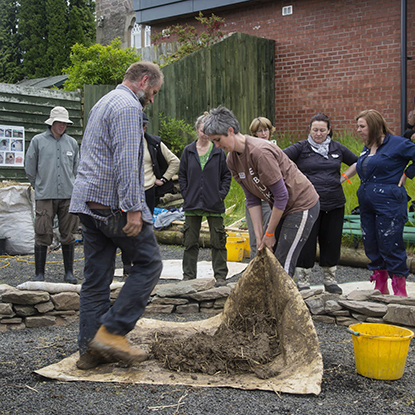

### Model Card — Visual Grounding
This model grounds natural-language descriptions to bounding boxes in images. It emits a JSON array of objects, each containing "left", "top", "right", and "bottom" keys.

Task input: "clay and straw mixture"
[{"left": 151, "top": 309, "right": 281, "bottom": 379}]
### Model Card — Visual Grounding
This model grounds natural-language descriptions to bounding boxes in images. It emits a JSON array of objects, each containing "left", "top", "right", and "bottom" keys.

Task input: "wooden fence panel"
[
  {"left": 145, "top": 32, "right": 275, "bottom": 137},
  {"left": 0, "top": 83, "right": 82, "bottom": 181},
  {"left": 83, "top": 84, "right": 115, "bottom": 124}
]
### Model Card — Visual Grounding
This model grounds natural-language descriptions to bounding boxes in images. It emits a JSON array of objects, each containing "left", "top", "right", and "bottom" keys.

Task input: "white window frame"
[
  {"left": 131, "top": 23, "right": 142, "bottom": 49},
  {"left": 144, "top": 25, "right": 151, "bottom": 47}
]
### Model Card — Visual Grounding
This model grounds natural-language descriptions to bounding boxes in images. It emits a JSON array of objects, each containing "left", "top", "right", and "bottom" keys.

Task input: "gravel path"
[{"left": 1, "top": 244, "right": 414, "bottom": 414}]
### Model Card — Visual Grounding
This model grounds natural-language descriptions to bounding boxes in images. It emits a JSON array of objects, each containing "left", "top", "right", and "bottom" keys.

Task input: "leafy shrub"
[
  {"left": 158, "top": 115, "right": 197, "bottom": 157},
  {"left": 63, "top": 38, "right": 141, "bottom": 90}
]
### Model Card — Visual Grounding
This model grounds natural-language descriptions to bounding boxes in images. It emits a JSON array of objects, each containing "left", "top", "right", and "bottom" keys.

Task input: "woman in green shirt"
[{"left": 178, "top": 112, "right": 232, "bottom": 286}]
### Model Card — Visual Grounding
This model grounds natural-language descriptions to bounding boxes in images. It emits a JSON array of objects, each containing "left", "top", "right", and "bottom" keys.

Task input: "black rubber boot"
[
  {"left": 34, "top": 245, "right": 47, "bottom": 281},
  {"left": 121, "top": 251, "right": 132, "bottom": 281},
  {"left": 62, "top": 244, "right": 77, "bottom": 284},
  {"left": 214, "top": 278, "right": 227, "bottom": 287},
  {"left": 123, "top": 263, "right": 132, "bottom": 280}
]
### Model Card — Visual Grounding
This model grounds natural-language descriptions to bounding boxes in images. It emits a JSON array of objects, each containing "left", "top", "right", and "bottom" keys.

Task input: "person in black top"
[
  {"left": 121, "top": 113, "right": 179, "bottom": 277},
  {"left": 284, "top": 113, "right": 358, "bottom": 293},
  {"left": 179, "top": 112, "right": 232, "bottom": 286},
  {"left": 142, "top": 113, "right": 180, "bottom": 214}
]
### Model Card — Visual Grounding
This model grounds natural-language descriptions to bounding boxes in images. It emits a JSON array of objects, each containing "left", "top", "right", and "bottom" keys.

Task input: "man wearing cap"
[
  {"left": 70, "top": 61, "right": 164, "bottom": 370},
  {"left": 25, "top": 106, "right": 79, "bottom": 284}
]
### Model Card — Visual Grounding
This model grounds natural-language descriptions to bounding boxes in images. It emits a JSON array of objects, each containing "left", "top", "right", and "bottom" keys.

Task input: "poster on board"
[{"left": 0, "top": 125, "right": 25, "bottom": 167}]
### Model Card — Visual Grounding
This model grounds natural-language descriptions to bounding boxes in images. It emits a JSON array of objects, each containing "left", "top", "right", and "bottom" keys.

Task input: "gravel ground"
[{"left": 1, "top": 244, "right": 415, "bottom": 414}]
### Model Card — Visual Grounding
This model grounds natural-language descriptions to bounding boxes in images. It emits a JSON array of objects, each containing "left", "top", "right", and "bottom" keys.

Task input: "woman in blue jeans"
[{"left": 356, "top": 109, "right": 415, "bottom": 297}]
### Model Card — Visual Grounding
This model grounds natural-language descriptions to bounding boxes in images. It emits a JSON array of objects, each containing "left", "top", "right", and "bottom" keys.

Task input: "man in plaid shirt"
[{"left": 70, "top": 62, "right": 164, "bottom": 370}]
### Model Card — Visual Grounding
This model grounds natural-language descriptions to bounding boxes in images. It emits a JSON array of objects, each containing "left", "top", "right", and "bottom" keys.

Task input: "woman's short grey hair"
[{"left": 203, "top": 106, "right": 240, "bottom": 136}]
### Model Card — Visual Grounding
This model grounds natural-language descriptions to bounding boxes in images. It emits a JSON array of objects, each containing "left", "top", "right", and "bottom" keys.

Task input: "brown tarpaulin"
[{"left": 36, "top": 249, "right": 323, "bottom": 395}]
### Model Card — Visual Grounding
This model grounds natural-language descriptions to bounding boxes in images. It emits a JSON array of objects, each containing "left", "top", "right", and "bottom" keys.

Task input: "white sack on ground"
[{"left": 0, "top": 185, "right": 35, "bottom": 255}]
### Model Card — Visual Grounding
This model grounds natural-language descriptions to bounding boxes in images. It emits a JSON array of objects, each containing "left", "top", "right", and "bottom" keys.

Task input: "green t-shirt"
[{"left": 199, "top": 142, "right": 213, "bottom": 170}]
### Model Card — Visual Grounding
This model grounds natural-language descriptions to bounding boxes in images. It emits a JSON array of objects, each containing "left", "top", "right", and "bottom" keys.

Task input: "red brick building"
[{"left": 100, "top": 0, "right": 415, "bottom": 134}]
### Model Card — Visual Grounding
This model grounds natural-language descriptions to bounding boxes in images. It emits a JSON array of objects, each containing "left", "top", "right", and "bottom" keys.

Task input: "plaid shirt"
[{"left": 69, "top": 84, "right": 152, "bottom": 224}]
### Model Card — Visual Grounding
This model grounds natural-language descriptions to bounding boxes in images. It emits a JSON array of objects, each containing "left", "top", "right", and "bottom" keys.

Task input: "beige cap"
[{"left": 45, "top": 106, "right": 73, "bottom": 125}]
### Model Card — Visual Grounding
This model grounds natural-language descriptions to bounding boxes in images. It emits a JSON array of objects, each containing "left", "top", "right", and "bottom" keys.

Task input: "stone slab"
[
  {"left": 144, "top": 304, "right": 174, "bottom": 314},
  {"left": 1, "top": 317, "right": 22, "bottom": 324},
  {"left": 176, "top": 303, "right": 200, "bottom": 314},
  {"left": 312, "top": 315, "right": 336, "bottom": 324},
  {"left": 0, "top": 303, "right": 13, "bottom": 315},
  {"left": 25, "top": 316, "right": 56, "bottom": 328},
  {"left": 114, "top": 259, "right": 247, "bottom": 280},
  {"left": 2, "top": 288, "right": 50, "bottom": 305},
  {"left": 338, "top": 300, "right": 387, "bottom": 317}
]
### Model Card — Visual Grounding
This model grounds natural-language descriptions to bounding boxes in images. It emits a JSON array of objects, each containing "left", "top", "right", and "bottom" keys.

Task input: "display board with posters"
[{"left": 0, "top": 125, "right": 25, "bottom": 167}]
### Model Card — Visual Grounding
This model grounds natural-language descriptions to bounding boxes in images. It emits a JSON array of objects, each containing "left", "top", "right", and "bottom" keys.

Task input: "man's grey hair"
[
  {"left": 123, "top": 61, "right": 164, "bottom": 87},
  {"left": 203, "top": 106, "right": 241, "bottom": 136}
]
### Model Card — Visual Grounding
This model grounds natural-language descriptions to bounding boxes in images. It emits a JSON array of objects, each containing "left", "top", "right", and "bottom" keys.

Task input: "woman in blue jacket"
[
  {"left": 356, "top": 109, "right": 415, "bottom": 297},
  {"left": 179, "top": 112, "right": 232, "bottom": 286}
]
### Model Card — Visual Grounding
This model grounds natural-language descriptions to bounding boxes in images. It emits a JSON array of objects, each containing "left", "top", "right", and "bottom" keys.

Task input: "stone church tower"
[
  {"left": 94, "top": 0, "right": 175, "bottom": 64},
  {"left": 95, "top": 0, "right": 142, "bottom": 49}
]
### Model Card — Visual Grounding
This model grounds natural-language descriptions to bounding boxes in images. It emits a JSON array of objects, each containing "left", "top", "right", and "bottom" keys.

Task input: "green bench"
[{"left": 343, "top": 213, "right": 415, "bottom": 244}]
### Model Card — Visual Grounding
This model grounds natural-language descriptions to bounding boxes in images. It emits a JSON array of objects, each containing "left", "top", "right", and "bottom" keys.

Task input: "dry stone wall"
[{"left": 1, "top": 280, "right": 415, "bottom": 332}]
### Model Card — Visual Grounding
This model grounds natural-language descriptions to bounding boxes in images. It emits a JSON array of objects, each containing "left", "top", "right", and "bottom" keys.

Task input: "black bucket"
[{"left": 0, "top": 238, "right": 6, "bottom": 255}]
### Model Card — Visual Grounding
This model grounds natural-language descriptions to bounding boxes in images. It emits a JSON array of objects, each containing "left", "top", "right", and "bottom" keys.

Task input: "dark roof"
[
  {"left": 16, "top": 75, "right": 69, "bottom": 89},
  {"left": 134, "top": 0, "right": 253, "bottom": 25}
]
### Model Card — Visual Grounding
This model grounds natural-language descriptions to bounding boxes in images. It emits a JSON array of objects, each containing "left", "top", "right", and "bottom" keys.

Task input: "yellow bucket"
[
  {"left": 348, "top": 323, "right": 414, "bottom": 380},
  {"left": 226, "top": 236, "right": 246, "bottom": 262},
  {"left": 227, "top": 232, "right": 250, "bottom": 258}
]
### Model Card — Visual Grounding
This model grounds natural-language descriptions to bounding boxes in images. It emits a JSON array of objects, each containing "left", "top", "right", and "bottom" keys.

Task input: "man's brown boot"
[
  {"left": 89, "top": 325, "right": 148, "bottom": 365},
  {"left": 76, "top": 350, "right": 118, "bottom": 370}
]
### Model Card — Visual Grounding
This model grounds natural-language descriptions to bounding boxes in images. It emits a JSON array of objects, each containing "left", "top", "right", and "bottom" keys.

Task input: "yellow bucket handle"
[{"left": 347, "top": 328, "right": 404, "bottom": 338}]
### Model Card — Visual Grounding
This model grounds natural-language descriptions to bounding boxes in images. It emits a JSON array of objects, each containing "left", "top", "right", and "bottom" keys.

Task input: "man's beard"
[{"left": 136, "top": 89, "right": 149, "bottom": 109}]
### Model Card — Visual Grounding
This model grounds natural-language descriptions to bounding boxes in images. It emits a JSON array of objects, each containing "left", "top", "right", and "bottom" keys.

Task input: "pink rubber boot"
[
  {"left": 391, "top": 275, "right": 408, "bottom": 297},
  {"left": 370, "top": 269, "right": 389, "bottom": 294}
]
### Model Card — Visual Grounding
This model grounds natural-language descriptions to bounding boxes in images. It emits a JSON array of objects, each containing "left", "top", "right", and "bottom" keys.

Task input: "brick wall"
[{"left": 149, "top": 0, "right": 415, "bottom": 135}]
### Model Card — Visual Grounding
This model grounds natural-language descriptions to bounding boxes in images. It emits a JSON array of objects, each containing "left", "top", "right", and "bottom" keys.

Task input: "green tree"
[
  {"left": 45, "top": 0, "right": 68, "bottom": 75},
  {"left": 18, "top": 0, "right": 49, "bottom": 78},
  {"left": 63, "top": 38, "right": 141, "bottom": 90},
  {"left": 0, "top": 0, "right": 22, "bottom": 83},
  {"left": 67, "top": 0, "right": 95, "bottom": 50},
  {"left": 1, "top": 0, "right": 96, "bottom": 83}
]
